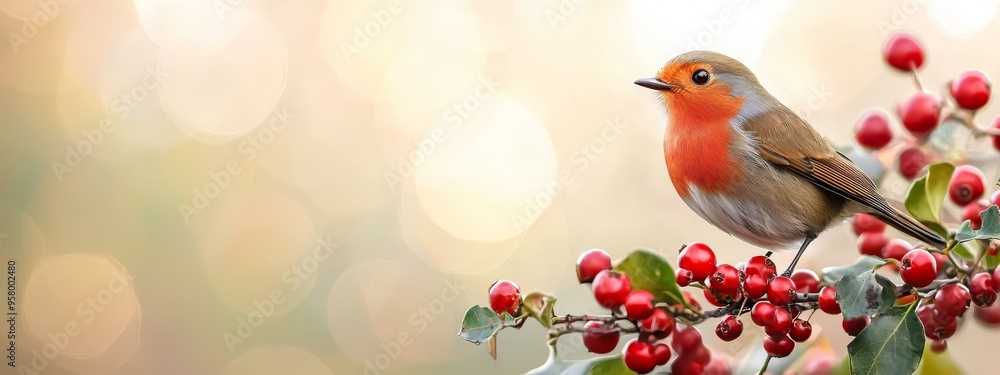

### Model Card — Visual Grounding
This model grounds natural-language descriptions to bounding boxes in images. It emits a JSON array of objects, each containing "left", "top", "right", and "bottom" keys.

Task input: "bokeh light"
[
  {"left": 5, "top": 2, "right": 1000, "bottom": 374},
  {"left": 23, "top": 254, "right": 140, "bottom": 361},
  {"left": 201, "top": 193, "right": 318, "bottom": 316},
  {"left": 223, "top": 345, "right": 333, "bottom": 375},
  {"left": 159, "top": 13, "right": 287, "bottom": 144},
  {"left": 413, "top": 97, "right": 557, "bottom": 242}
]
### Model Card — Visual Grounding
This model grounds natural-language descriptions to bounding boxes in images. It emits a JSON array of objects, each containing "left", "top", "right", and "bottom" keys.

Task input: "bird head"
[{"left": 635, "top": 51, "right": 770, "bottom": 124}]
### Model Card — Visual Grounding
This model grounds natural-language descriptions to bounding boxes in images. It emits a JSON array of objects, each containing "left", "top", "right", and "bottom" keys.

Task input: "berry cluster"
[
  {"left": 675, "top": 244, "right": 847, "bottom": 359},
  {"left": 575, "top": 245, "right": 849, "bottom": 373},
  {"left": 577, "top": 249, "right": 705, "bottom": 373},
  {"left": 856, "top": 32, "right": 1000, "bottom": 180}
]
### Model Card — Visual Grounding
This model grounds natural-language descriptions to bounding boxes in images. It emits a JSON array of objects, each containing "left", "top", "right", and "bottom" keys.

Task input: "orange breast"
[{"left": 663, "top": 91, "right": 745, "bottom": 197}]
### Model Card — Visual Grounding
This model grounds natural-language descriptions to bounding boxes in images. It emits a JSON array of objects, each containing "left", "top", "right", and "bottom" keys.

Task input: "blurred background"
[{"left": 2, "top": 0, "right": 1000, "bottom": 374}]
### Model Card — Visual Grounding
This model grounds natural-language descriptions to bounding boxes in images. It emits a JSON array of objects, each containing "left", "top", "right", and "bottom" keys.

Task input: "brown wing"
[
  {"left": 745, "top": 109, "right": 947, "bottom": 247},
  {"left": 742, "top": 109, "right": 889, "bottom": 210}
]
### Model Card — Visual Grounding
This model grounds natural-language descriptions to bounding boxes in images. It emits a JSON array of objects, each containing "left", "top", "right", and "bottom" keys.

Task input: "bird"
[{"left": 634, "top": 51, "right": 947, "bottom": 276}]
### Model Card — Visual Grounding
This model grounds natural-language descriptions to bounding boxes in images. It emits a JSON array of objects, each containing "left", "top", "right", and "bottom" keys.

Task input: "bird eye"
[{"left": 691, "top": 69, "right": 710, "bottom": 85}]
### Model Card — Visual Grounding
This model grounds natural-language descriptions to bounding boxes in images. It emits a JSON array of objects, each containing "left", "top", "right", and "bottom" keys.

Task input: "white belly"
[{"left": 682, "top": 184, "right": 810, "bottom": 250}]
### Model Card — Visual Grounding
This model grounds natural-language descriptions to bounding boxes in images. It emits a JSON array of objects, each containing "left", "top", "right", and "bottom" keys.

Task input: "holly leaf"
[
  {"left": 956, "top": 205, "right": 1000, "bottom": 243},
  {"left": 613, "top": 249, "right": 683, "bottom": 305},
  {"left": 847, "top": 303, "right": 924, "bottom": 375},
  {"left": 524, "top": 349, "right": 627, "bottom": 375},
  {"left": 836, "top": 272, "right": 896, "bottom": 320},
  {"left": 522, "top": 292, "right": 557, "bottom": 328},
  {"left": 487, "top": 334, "right": 498, "bottom": 360},
  {"left": 821, "top": 256, "right": 885, "bottom": 285},
  {"left": 904, "top": 162, "right": 953, "bottom": 225},
  {"left": 458, "top": 305, "right": 503, "bottom": 344}
]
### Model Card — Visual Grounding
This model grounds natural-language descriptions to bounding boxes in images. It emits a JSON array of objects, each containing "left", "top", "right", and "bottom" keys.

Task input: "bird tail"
[{"left": 870, "top": 207, "right": 948, "bottom": 249}]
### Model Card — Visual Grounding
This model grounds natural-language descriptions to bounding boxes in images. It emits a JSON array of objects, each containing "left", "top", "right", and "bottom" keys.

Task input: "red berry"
[
  {"left": 992, "top": 116, "right": 1000, "bottom": 151},
  {"left": 883, "top": 31, "right": 925, "bottom": 72},
  {"left": 973, "top": 299, "right": 1000, "bottom": 326},
  {"left": 950, "top": 70, "right": 991, "bottom": 111},
  {"left": 932, "top": 252, "right": 948, "bottom": 272},
  {"left": 858, "top": 232, "right": 889, "bottom": 257},
  {"left": 790, "top": 319, "right": 813, "bottom": 342},
  {"left": 962, "top": 200, "right": 989, "bottom": 230},
  {"left": 917, "top": 304, "right": 957, "bottom": 340},
  {"left": 710, "top": 264, "right": 742, "bottom": 295},
  {"left": 703, "top": 288, "right": 727, "bottom": 307},
  {"left": 930, "top": 339, "right": 948, "bottom": 353},
  {"left": 852, "top": 213, "right": 887, "bottom": 235},
  {"left": 703, "top": 354, "right": 732, "bottom": 375},
  {"left": 970, "top": 272, "right": 997, "bottom": 307},
  {"left": 745, "top": 255, "right": 777, "bottom": 281},
  {"left": 743, "top": 273, "right": 768, "bottom": 299},
  {"left": 652, "top": 343, "right": 672, "bottom": 366},
  {"left": 640, "top": 308, "right": 675, "bottom": 337},
  {"left": 576, "top": 248, "right": 612, "bottom": 283},
  {"left": 897, "top": 92, "right": 941, "bottom": 134},
  {"left": 686, "top": 345, "right": 712, "bottom": 366},
  {"left": 791, "top": 269, "right": 820, "bottom": 293},
  {"left": 993, "top": 190, "right": 1000, "bottom": 207},
  {"left": 883, "top": 239, "right": 912, "bottom": 261},
  {"left": 897, "top": 146, "right": 929, "bottom": 180},
  {"left": 935, "top": 284, "right": 971, "bottom": 317},
  {"left": 592, "top": 270, "right": 632, "bottom": 308},
  {"left": 842, "top": 316, "right": 870, "bottom": 336},
  {"left": 767, "top": 276, "right": 797, "bottom": 306},
  {"left": 678, "top": 242, "right": 717, "bottom": 282},
  {"left": 819, "top": 286, "right": 841, "bottom": 314},
  {"left": 671, "top": 326, "right": 704, "bottom": 355},
  {"left": 715, "top": 315, "right": 743, "bottom": 342},
  {"left": 682, "top": 291, "right": 702, "bottom": 311},
  {"left": 763, "top": 335, "right": 795, "bottom": 358},
  {"left": 676, "top": 268, "right": 693, "bottom": 287},
  {"left": 670, "top": 359, "right": 703, "bottom": 375},
  {"left": 855, "top": 109, "right": 894, "bottom": 149},
  {"left": 488, "top": 280, "right": 521, "bottom": 316},
  {"left": 994, "top": 266, "right": 1000, "bottom": 292},
  {"left": 949, "top": 165, "right": 986, "bottom": 206},
  {"left": 625, "top": 290, "right": 655, "bottom": 320},
  {"left": 899, "top": 249, "right": 937, "bottom": 288},
  {"left": 765, "top": 307, "right": 793, "bottom": 338},
  {"left": 582, "top": 321, "right": 620, "bottom": 354},
  {"left": 622, "top": 338, "right": 657, "bottom": 374},
  {"left": 751, "top": 301, "right": 777, "bottom": 326}
]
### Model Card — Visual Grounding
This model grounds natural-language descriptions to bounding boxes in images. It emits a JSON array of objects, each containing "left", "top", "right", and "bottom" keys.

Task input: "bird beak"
[{"left": 634, "top": 78, "right": 675, "bottom": 92}]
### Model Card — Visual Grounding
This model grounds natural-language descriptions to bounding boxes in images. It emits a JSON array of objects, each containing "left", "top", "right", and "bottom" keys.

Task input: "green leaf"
[
  {"left": 956, "top": 205, "right": 1000, "bottom": 243},
  {"left": 822, "top": 256, "right": 886, "bottom": 285},
  {"left": 522, "top": 292, "right": 557, "bottom": 328},
  {"left": 904, "top": 162, "right": 954, "bottom": 224},
  {"left": 914, "top": 341, "right": 964, "bottom": 375},
  {"left": 952, "top": 241, "right": 975, "bottom": 260},
  {"left": 458, "top": 305, "right": 502, "bottom": 344},
  {"left": 587, "top": 357, "right": 630, "bottom": 375},
  {"left": 847, "top": 303, "right": 924, "bottom": 375},
  {"left": 831, "top": 356, "right": 852, "bottom": 375},
  {"left": 523, "top": 350, "right": 626, "bottom": 375},
  {"left": 836, "top": 272, "right": 896, "bottom": 319},
  {"left": 613, "top": 249, "right": 683, "bottom": 305}
]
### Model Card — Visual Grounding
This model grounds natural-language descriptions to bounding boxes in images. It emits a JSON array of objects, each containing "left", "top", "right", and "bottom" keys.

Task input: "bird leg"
[{"left": 781, "top": 233, "right": 817, "bottom": 277}]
